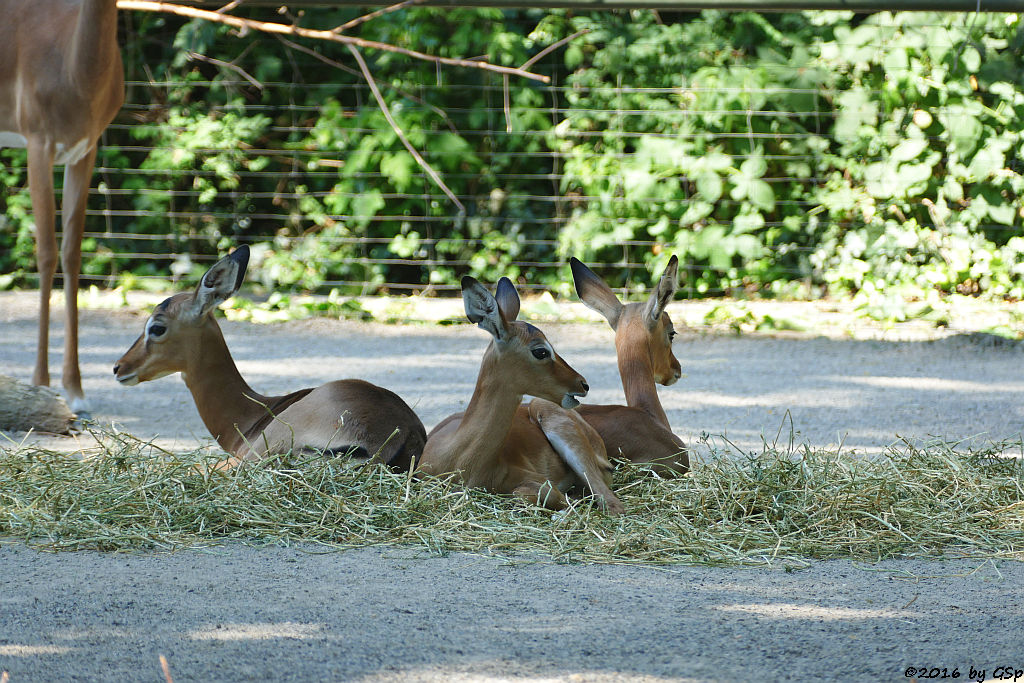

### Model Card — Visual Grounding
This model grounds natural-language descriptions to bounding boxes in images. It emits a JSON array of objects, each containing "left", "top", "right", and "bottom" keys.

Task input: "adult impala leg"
[
  {"left": 27, "top": 139, "right": 58, "bottom": 390},
  {"left": 59, "top": 143, "right": 100, "bottom": 414}
]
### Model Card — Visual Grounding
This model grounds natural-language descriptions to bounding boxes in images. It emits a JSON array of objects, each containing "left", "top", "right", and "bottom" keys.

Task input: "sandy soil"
[{"left": 1, "top": 290, "right": 1023, "bottom": 681}]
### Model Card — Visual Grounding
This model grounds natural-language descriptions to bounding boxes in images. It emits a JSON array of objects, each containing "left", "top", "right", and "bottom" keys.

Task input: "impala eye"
[
  {"left": 531, "top": 347, "right": 551, "bottom": 360},
  {"left": 668, "top": 329, "right": 677, "bottom": 342},
  {"left": 148, "top": 323, "right": 167, "bottom": 338}
]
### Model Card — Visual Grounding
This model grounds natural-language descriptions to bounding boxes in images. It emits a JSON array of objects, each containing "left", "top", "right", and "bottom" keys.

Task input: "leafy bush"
[
  {"left": 0, "top": 9, "right": 1021, "bottom": 301},
  {"left": 555, "top": 11, "right": 1024, "bottom": 298}
]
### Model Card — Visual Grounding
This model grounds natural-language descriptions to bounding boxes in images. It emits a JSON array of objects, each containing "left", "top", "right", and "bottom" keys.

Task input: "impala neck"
[
  {"left": 444, "top": 345, "right": 523, "bottom": 479},
  {"left": 181, "top": 322, "right": 274, "bottom": 456},
  {"left": 68, "top": 0, "right": 120, "bottom": 83},
  {"left": 616, "top": 329, "right": 671, "bottom": 429}
]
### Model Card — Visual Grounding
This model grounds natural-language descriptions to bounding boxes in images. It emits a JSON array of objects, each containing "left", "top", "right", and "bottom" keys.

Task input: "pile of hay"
[{"left": 1, "top": 427, "right": 1022, "bottom": 567}]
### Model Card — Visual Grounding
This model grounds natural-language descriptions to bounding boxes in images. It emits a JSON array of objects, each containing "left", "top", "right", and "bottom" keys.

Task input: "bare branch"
[
  {"left": 186, "top": 51, "right": 263, "bottom": 89},
  {"left": 505, "top": 29, "right": 590, "bottom": 132},
  {"left": 520, "top": 28, "right": 590, "bottom": 70},
  {"left": 332, "top": 0, "right": 427, "bottom": 34},
  {"left": 215, "top": 0, "right": 241, "bottom": 13},
  {"left": 346, "top": 44, "right": 465, "bottom": 216},
  {"left": 276, "top": 35, "right": 459, "bottom": 135},
  {"left": 503, "top": 75, "right": 512, "bottom": 134},
  {"left": 116, "top": 1, "right": 550, "bottom": 83}
]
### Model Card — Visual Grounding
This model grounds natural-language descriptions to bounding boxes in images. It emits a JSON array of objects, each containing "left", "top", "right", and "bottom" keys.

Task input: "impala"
[
  {"left": 571, "top": 256, "right": 690, "bottom": 475},
  {"left": 418, "top": 276, "right": 624, "bottom": 514},
  {"left": 1, "top": 0, "right": 124, "bottom": 416},
  {"left": 113, "top": 246, "right": 426, "bottom": 468}
]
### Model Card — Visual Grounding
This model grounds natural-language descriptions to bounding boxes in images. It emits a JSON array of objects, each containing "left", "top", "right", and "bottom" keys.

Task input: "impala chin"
[
  {"left": 561, "top": 393, "right": 582, "bottom": 410},
  {"left": 116, "top": 373, "right": 139, "bottom": 386}
]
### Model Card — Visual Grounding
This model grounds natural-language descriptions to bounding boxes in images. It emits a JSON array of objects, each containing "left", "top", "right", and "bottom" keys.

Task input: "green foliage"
[
  {"left": 1, "top": 9, "right": 1021, "bottom": 301},
  {"left": 804, "top": 12, "right": 1024, "bottom": 300},
  {"left": 0, "top": 152, "right": 35, "bottom": 288},
  {"left": 556, "top": 10, "right": 1024, "bottom": 299}
]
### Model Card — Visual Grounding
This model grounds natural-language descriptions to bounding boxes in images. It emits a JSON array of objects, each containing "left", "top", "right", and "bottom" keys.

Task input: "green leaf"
[
  {"left": 835, "top": 88, "right": 877, "bottom": 145},
  {"left": 730, "top": 176, "right": 752, "bottom": 202},
  {"left": 883, "top": 47, "right": 909, "bottom": 75},
  {"left": 942, "top": 106, "right": 984, "bottom": 158},
  {"left": 680, "top": 200, "right": 714, "bottom": 227},
  {"left": 734, "top": 233, "right": 764, "bottom": 259},
  {"left": 891, "top": 139, "right": 927, "bottom": 162},
  {"left": 648, "top": 216, "right": 671, "bottom": 236},
  {"left": 351, "top": 190, "right": 385, "bottom": 229},
  {"left": 380, "top": 152, "right": 415, "bottom": 192},
  {"left": 987, "top": 200, "right": 1017, "bottom": 226},
  {"left": 747, "top": 180, "right": 775, "bottom": 212},
  {"left": 623, "top": 168, "right": 657, "bottom": 198},
  {"left": 967, "top": 146, "right": 1005, "bottom": 180},
  {"left": 739, "top": 155, "right": 767, "bottom": 179},
  {"left": 691, "top": 224, "right": 726, "bottom": 260},
  {"left": 733, "top": 210, "right": 765, "bottom": 234},
  {"left": 433, "top": 133, "right": 475, "bottom": 169},
  {"left": 696, "top": 172, "right": 723, "bottom": 202}
]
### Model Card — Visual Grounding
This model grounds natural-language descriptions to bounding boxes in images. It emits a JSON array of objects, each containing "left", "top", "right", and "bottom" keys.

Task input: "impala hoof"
[{"left": 69, "top": 396, "right": 91, "bottom": 417}]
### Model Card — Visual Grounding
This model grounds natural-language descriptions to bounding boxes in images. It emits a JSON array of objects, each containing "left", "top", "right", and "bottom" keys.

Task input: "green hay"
[{"left": 1, "top": 428, "right": 1022, "bottom": 567}]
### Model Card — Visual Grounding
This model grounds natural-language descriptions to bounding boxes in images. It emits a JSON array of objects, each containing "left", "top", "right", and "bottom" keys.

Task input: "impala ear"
[
  {"left": 462, "top": 276, "right": 511, "bottom": 343},
  {"left": 188, "top": 245, "right": 249, "bottom": 321},
  {"left": 494, "top": 277, "right": 521, "bottom": 322},
  {"left": 641, "top": 255, "right": 679, "bottom": 330},
  {"left": 570, "top": 257, "right": 623, "bottom": 329}
]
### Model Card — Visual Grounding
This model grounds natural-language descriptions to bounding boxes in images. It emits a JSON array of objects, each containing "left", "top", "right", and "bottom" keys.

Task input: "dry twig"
[
  {"left": 116, "top": 1, "right": 550, "bottom": 83},
  {"left": 347, "top": 44, "right": 466, "bottom": 216}
]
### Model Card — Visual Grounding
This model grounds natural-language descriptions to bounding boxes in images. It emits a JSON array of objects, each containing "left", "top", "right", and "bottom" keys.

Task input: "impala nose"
[
  {"left": 581, "top": 380, "right": 589, "bottom": 392},
  {"left": 112, "top": 363, "right": 120, "bottom": 376}
]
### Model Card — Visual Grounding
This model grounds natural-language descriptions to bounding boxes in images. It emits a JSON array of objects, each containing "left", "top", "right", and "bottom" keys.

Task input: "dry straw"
[{"left": 1, "top": 426, "right": 1022, "bottom": 567}]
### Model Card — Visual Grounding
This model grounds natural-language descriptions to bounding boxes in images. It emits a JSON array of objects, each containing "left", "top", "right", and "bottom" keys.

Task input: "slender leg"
[
  {"left": 512, "top": 481, "right": 568, "bottom": 512},
  {"left": 529, "top": 399, "right": 625, "bottom": 514},
  {"left": 26, "top": 139, "right": 57, "bottom": 390},
  {"left": 59, "top": 143, "right": 99, "bottom": 415}
]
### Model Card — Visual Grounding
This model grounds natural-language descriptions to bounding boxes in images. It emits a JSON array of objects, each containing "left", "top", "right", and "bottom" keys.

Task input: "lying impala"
[
  {"left": 571, "top": 256, "right": 690, "bottom": 475},
  {"left": 418, "top": 276, "right": 624, "bottom": 514},
  {"left": 113, "top": 246, "right": 426, "bottom": 468}
]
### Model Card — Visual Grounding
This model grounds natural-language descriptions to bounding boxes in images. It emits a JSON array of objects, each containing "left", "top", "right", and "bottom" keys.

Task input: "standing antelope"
[
  {"left": 113, "top": 246, "right": 427, "bottom": 468},
  {"left": 1, "top": 0, "right": 125, "bottom": 416},
  {"left": 418, "top": 276, "right": 624, "bottom": 514},
  {"left": 570, "top": 256, "right": 690, "bottom": 475}
]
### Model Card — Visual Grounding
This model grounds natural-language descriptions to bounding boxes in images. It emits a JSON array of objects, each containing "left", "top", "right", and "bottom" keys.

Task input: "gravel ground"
[{"left": 1, "top": 290, "right": 1023, "bottom": 682}]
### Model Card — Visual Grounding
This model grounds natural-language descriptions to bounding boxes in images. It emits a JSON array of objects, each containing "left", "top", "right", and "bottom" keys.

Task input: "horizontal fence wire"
[{"left": 0, "top": 10, "right": 1019, "bottom": 302}]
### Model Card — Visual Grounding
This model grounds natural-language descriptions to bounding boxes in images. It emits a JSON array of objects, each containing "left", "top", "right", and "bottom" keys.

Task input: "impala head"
[
  {"left": 462, "top": 276, "right": 590, "bottom": 409},
  {"left": 570, "top": 255, "right": 682, "bottom": 386},
  {"left": 113, "top": 246, "right": 249, "bottom": 386}
]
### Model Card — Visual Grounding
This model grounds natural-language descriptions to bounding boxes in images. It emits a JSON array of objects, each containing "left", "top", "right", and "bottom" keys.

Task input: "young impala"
[
  {"left": 113, "top": 246, "right": 426, "bottom": 469},
  {"left": 418, "top": 276, "right": 624, "bottom": 514},
  {"left": 571, "top": 256, "right": 690, "bottom": 476}
]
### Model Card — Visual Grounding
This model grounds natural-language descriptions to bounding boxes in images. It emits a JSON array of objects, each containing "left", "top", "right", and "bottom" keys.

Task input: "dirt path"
[
  {"left": 2, "top": 544, "right": 1022, "bottom": 682},
  {"left": 2, "top": 290, "right": 1023, "bottom": 681},
  {"left": 3, "top": 291, "right": 1023, "bottom": 455}
]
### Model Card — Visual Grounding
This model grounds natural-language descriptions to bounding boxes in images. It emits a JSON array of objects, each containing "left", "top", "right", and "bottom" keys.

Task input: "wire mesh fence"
[{"left": 1, "top": 8, "right": 1021, "bottom": 303}]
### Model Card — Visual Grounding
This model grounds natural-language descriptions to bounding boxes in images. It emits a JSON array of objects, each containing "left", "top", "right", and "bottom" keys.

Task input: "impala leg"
[
  {"left": 529, "top": 399, "right": 625, "bottom": 515},
  {"left": 26, "top": 139, "right": 57, "bottom": 389},
  {"left": 59, "top": 144, "right": 99, "bottom": 415},
  {"left": 512, "top": 481, "right": 568, "bottom": 512}
]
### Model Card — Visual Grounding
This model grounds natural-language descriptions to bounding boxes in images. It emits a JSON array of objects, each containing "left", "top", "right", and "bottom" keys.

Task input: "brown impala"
[
  {"left": 114, "top": 246, "right": 426, "bottom": 469},
  {"left": 418, "top": 276, "right": 624, "bottom": 514},
  {"left": 571, "top": 256, "right": 690, "bottom": 476}
]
